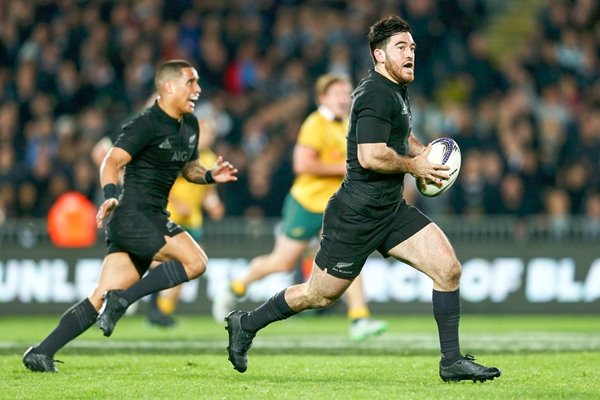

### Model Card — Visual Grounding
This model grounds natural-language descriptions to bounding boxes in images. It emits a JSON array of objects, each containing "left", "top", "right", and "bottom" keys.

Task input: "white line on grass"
[{"left": 2, "top": 332, "right": 599, "bottom": 352}]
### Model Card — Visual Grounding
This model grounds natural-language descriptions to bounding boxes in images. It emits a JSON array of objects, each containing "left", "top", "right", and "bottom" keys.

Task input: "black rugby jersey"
[
  {"left": 338, "top": 69, "right": 412, "bottom": 218},
  {"left": 113, "top": 101, "right": 199, "bottom": 210}
]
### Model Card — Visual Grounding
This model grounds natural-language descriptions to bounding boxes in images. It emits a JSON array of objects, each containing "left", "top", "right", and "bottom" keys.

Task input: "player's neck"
[
  {"left": 374, "top": 65, "right": 398, "bottom": 84},
  {"left": 157, "top": 97, "right": 183, "bottom": 121}
]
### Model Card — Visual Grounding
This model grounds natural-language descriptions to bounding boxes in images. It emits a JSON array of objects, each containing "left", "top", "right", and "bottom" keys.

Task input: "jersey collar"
[
  {"left": 318, "top": 105, "right": 336, "bottom": 121},
  {"left": 152, "top": 100, "right": 180, "bottom": 125},
  {"left": 318, "top": 105, "right": 344, "bottom": 122}
]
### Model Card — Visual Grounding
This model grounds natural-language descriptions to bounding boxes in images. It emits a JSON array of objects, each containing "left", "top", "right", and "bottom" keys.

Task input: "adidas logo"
[{"left": 158, "top": 138, "right": 171, "bottom": 149}]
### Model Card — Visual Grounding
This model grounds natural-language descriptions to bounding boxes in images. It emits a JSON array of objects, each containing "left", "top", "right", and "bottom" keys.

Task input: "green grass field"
[{"left": 1, "top": 314, "right": 599, "bottom": 399}]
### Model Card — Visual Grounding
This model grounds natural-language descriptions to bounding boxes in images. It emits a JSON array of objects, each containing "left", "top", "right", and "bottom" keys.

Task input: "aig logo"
[{"left": 171, "top": 151, "right": 188, "bottom": 161}]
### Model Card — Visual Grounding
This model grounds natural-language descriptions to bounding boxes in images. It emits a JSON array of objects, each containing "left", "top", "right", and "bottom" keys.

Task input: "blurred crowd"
[{"left": 0, "top": 0, "right": 599, "bottom": 234}]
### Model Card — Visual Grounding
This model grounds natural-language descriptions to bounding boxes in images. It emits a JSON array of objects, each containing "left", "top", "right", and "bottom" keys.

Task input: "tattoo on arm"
[{"left": 182, "top": 160, "right": 208, "bottom": 184}]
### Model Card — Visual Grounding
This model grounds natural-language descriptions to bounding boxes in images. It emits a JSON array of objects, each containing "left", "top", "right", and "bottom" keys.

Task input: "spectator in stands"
[
  {"left": 543, "top": 188, "right": 571, "bottom": 239},
  {"left": 583, "top": 192, "right": 600, "bottom": 240},
  {"left": 0, "top": 0, "right": 597, "bottom": 224}
]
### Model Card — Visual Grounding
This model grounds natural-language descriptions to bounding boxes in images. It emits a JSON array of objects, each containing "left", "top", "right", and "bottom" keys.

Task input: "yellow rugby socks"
[
  {"left": 230, "top": 280, "right": 247, "bottom": 297},
  {"left": 157, "top": 297, "right": 177, "bottom": 315},
  {"left": 348, "top": 306, "right": 370, "bottom": 322}
]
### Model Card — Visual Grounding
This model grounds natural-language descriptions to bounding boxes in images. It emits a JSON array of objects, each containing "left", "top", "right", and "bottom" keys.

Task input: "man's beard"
[{"left": 385, "top": 62, "right": 413, "bottom": 85}]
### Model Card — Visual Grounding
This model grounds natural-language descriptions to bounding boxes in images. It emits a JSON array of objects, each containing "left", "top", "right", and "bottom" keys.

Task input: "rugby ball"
[{"left": 417, "top": 137, "right": 461, "bottom": 197}]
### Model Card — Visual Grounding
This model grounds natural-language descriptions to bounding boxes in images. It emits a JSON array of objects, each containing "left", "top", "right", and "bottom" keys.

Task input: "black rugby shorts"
[
  {"left": 315, "top": 196, "right": 431, "bottom": 279},
  {"left": 106, "top": 206, "right": 184, "bottom": 275}
]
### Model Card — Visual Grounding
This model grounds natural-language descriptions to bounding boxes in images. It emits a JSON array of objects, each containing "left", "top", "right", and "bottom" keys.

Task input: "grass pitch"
[{"left": 0, "top": 314, "right": 598, "bottom": 399}]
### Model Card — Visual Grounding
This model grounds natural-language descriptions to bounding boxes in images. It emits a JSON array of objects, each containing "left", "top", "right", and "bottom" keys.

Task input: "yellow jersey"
[
  {"left": 290, "top": 109, "right": 347, "bottom": 213},
  {"left": 166, "top": 150, "right": 217, "bottom": 228}
]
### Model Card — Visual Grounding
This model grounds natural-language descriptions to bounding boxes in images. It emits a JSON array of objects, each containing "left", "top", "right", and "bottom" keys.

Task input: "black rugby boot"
[
  {"left": 439, "top": 354, "right": 501, "bottom": 382},
  {"left": 225, "top": 310, "right": 255, "bottom": 373},
  {"left": 98, "top": 290, "right": 129, "bottom": 337},
  {"left": 147, "top": 292, "right": 176, "bottom": 327},
  {"left": 23, "top": 347, "right": 61, "bottom": 372},
  {"left": 148, "top": 308, "right": 176, "bottom": 327}
]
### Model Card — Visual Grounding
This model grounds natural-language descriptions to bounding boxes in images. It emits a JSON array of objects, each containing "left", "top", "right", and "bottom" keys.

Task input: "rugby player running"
[
  {"left": 224, "top": 17, "right": 501, "bottom": 383},
  {"left": 23, "top": 59, "right": 238, "bottom": 372}
]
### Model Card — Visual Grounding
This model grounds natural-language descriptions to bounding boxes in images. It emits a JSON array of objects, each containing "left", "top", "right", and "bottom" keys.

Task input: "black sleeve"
[
  {"left": 113, "top": 117, "right": 154, "bottom": 158},
  {"left": 354, "top": 84, "right": 394, "bottom": 144},
  {"left": 189, "top": 146, "right": 199, "bottom": 163},
  {"left": 356, "top": 116, "right": 391, "bottom": 144},
  {"left": 187, "top": 114, "right": 200, "bottom": 162}
]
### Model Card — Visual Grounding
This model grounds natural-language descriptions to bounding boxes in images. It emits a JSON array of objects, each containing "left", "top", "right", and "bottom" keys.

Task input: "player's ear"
[
  {"left": 374, "top": 48, "right": 385, "bottom": 64},
  {"left": 163, "top": 80, "right": 173, "bottom": 95}
]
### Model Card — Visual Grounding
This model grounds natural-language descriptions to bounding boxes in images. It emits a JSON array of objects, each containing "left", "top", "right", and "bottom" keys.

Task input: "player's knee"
[
  {"left": 311, "top": 293, "right": 338, "bottom": 309},
  {"left": 441, "top": 258, "right": 461, "bottom": 286},
  {"left": 184, "top": 255, "right": 208, "bottom": 279}
]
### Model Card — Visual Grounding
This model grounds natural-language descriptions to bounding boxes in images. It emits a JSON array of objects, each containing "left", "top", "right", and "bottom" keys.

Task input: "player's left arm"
[
  {"left": 181, "top": 156, "right": 238, "bottom": 184},
  {"left": 406, "top": 131, "right": 432, "bottom": 189}
]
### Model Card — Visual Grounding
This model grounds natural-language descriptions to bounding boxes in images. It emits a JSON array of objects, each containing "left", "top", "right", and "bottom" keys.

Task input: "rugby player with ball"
[{"left": 225, "top": 16, "right": 500, "bottom": 383}]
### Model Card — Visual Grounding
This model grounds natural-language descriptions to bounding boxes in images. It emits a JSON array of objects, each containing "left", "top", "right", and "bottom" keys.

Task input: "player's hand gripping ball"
[{"left": 417, "top": 137, "right": 461, "bottom": 197}]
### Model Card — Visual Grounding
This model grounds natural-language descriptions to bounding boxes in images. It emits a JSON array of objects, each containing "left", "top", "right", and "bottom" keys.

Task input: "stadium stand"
[{"left": 0, "top": 0, "right": 598, "bottom": 243}]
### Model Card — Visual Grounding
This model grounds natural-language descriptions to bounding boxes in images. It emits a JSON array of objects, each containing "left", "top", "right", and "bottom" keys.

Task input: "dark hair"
[
  {"left": 154, "top": 59, "right": 194, "bottom": 91},
  {"left": 368, "top": 16, "right": 411, "bottom": 65}
]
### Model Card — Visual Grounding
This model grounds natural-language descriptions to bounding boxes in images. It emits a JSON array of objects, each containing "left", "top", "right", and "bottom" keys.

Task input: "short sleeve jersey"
[
  {"left": 338, "top": 70, "right": 413, "bottom": 218},
  {"left": 290, "top": 109, "right": 347, "bottom": 213},
  {"left": 113, "top": 101, "right": 199, "bottom": 211}
]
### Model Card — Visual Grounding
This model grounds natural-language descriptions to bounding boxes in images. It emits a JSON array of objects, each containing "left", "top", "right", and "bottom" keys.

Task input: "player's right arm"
[
  {"left": 293, "top": 145, "right": 346, "bottom": 177},
  {"left": 358, "top": 137, "right": 447, "bottom": 182},
  {"left": 293, "top": 115, "right": 346, "bottom": 177},
  {"left": 96, "top": 147, "right": 132, "bottom": 228},
  {"left": 202, "top": 186, "right": 225, "bottom": 220}
]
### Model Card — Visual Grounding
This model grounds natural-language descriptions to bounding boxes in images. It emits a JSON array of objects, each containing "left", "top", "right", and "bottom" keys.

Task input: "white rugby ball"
[{"left": 417, "top": 137, "right": 461, "bottom": 197}]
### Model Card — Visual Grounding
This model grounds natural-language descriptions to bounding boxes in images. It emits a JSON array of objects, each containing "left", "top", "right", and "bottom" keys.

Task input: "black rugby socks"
[
  {"left": 432, "top": 289, "right": 462, "bottom": 366},
  {"left": 36, "top": 298, "right": 98, "bottom": 356},
  {"left": 121, "top": 260, "right": 189, "bottom": 305},
  {"left": 241, "top": 289, "right": 298, "bottom": 333}
]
